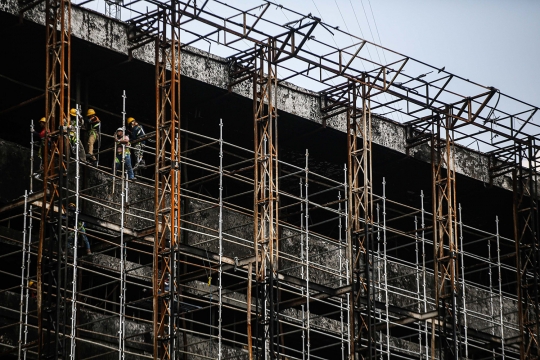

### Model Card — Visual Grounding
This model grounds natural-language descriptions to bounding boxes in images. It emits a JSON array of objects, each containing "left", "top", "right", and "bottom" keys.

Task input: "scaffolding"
[{"left": 0, "top": 0, "right": 539, "bottom": 359}]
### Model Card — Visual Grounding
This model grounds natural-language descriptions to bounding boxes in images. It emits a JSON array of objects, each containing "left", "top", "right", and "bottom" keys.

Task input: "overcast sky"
[{"left": 292, "top": 0, "right": 540, "bottom": 107}]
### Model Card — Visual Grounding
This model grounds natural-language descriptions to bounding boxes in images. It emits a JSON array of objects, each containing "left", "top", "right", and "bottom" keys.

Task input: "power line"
[
  {"left": 355, "top": 0, "right": 403, "bottom": 122},
  {"left": 366, "top": 0, "right": 388, "bottom": 64}
]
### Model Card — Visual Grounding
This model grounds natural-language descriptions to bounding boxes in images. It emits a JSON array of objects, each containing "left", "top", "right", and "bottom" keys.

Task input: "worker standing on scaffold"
[
  {"left": 66, "top": 202, "right": 92, "bottom": 255},
  {"left": 86, "top": 109, "right": 101, "bottom": 166},
  {"left": 32, "top": 117, "right": 48, "bottom": 179},
  {"left": 113, "top": 127, "right": 136, "bottom": 180},
  {"left": 127, "top": 117, "right": 146, "bottom": 169},
  {"left": 68, "top": 108, "right": 87, "bottom": 161}
]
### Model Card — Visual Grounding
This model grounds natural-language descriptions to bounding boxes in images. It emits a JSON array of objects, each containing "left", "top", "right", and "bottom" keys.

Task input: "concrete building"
[{"left": 0, "top": 0, "right": 538, "bottom": 359}]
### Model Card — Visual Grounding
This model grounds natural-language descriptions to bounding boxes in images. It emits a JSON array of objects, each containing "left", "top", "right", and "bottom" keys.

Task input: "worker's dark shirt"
[{"left": 131, "top": 124, "right": 146, "bottom": 145}]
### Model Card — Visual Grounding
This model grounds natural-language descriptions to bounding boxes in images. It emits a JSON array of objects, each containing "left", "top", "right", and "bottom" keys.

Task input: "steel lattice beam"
[
  {"left": 513, "top": 138, "right": 540, "bottom": 360},
  {"left": 430, "top": 110, "right": 460, "bottom": 359},
  {"left": 346, "top": 78, "right": 376, "bottom": 359},
  {"left": 154, "top": 3, "right": 181, "bottom": 359},
  {"left": 252, "top": 39, "right": 279, "bottom": 360},
  {"left": 37, "top": 0, "right": 71, "bottom": 357}
]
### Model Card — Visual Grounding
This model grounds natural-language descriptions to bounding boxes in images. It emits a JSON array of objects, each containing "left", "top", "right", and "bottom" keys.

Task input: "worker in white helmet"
[{"left": 113, "top": 127, "right": 135, "bottom": 180}]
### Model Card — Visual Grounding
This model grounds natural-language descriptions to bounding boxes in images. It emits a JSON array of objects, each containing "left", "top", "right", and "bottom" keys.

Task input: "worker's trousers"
[
  {"left": 113, "top": 153, "right": 135, "bottom": 180},
  {"left": 88, "top": 132, "right": 97, "bottom": 160},
  {"left": 68, "top": 229, "right": 91, "bottom": 250}
]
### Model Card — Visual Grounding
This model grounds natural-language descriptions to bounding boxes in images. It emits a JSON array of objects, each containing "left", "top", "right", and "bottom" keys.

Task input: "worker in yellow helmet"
[
  {"left": 127, "top": 117, "right": 146, "bottom": 169},
  {"left": 68, "top": 109, "right": 87, "bottom": 161},
  {"left": 86, "top": 109, "right": 101, "bottom": 165},
  {"left": 28, "top": 279, "right": 37, "bottom": 298},
  {"left": 32, "top": 117, "right": 48, "bottom": 176}
]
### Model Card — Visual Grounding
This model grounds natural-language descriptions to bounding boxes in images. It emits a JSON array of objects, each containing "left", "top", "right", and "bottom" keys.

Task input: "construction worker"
[
  {"left": 127, "top": 117, "right": 146, "bottom": 169},
  {"left": 68, "top": 108, "right": 87, "bottom": 161},
  {"left": 86, "top": 109, "right": 101, "bottom": 165},
  {"left": 32, "top": 117, "right": 48, "bottom": 176},
  {"left": 113, "top": 127, "right": 135, "bottom": 180},
  {"left": 28, "top": 280, "right": 37, "bottom": 299},
  {"left": 67, "top": 203, "right": 91, "bottom": 255}
]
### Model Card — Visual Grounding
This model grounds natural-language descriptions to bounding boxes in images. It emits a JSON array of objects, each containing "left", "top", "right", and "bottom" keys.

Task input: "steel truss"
[
  {"left": 430, "top": 110, "right": 459, "bottom": 359},
  {"left": 37, "top": 0, "right": 72, "bottom": 357},
  {"left": 512, "top": 138, "right": 540, "bottom": 359},
  {"left": 487, "top": 137, "right": 540, "bottom": 359},
  {"left": 252, "top": 39, "right": 280, "bottom": 360},
  {"left": 345, "top": 79, "right": 376, "bottom": 358},
  {"left": 154, "top": 3, "right": 181, "bottom": 359}
]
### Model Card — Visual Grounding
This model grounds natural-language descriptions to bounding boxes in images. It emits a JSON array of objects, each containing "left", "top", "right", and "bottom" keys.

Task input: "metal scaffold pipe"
[
  {"left": 69, "top": 104, "right": 83, "bottom": 360},
  {"left": 304, "top": 149, "right": 311, "bottom": 360},
  {"left": 218, "top": 118, "right": 224, "bottom": 360},
  {"left": 459, "top": 203, "right": 468, "bottom": 358},
  {"left": 119, "top": 91, "right": 128, "bottom": 360}
]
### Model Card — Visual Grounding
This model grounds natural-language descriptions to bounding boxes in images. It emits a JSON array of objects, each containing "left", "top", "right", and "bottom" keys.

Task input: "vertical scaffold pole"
[
  {"left": 376, "top": 203, "right": 382, "bottom": 356},
  {"left": 300, "top": 176, "right": 305, "bottom": 360},
  {"left": 420, "top": 190, "right": 428, "bottom": 358},
  {"left": 69, "top": 105, "right": 82, "bottom": 360},
  {"left": 382, "top": 178, "right": 389, "bottom": 358},
  {"left": 495, "top": 216, "right": 505, "bottom": 357},
  {"left": 343, "top": 164, "right": 351, "bottom": 360},
  {"left": 218, "top": 119, "right": 224, "bottom": 360},
  {"left": 488, "top": 203, "right": 496, "bottom": 357},
  {"left": 415, "top": 213, "right": 423, "bottom": 358},
  {"left": 154, "top": 3, "right": 181, "bottom": 359},
  {"left": 304, "top": 149, "right": 311, "bottom": 360},
  {"left": 338, "top": 188, "right": 347, "bottom": 360},
  {"left": 253, "top": 39, "right": 279, "bottom": 360},
  {"left": 18, "top": 191, "right": 29, "bottom": 360},
  {"left": 458, "top": 204, "right": 468, "bottom": 358},
  {"left": 118, "top": 91, "right": 127, "bottom": 360},
  {"left": 21, "top": 119, "right": 37, "bottom": 360}
]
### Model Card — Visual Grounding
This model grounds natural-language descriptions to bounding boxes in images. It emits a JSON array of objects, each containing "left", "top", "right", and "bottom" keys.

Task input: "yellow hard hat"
[
  {"left": 40, "top": 117, "right": 46, "bottom": 123},
  {"left": 127, "top": 117, "right": 135, "bottom": 124},
  {"left": 70, "top": 108, "right": 77, "bottom": 116},
  {"left": 87, "top": 109, "right": 96, "bottom": 116},
  {"left": 28, "top": 280, "right": 34, "bottom": 287},
  {"left": 69, "top": 202, "right": 76, "bottom": 209}
]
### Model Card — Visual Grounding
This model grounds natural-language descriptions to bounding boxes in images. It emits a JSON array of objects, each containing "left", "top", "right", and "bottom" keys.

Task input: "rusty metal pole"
[
  {"left": 513, "top": 137, "right": 540, "bottom": 360},
  {"left": 253, "top": 38, "right": 279, "bottom": 360},
  {"left": 431, "top": 109, "right": 459, "bottom": 359},
  {"left": 37, "top": 0, "right": 71, "bottom": 356},
  {"left": 153, "top": 3, "right": 181, "bottom": 359},
  {"left": 347, "top": 76, "right": 374, "bottom": 359}
]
